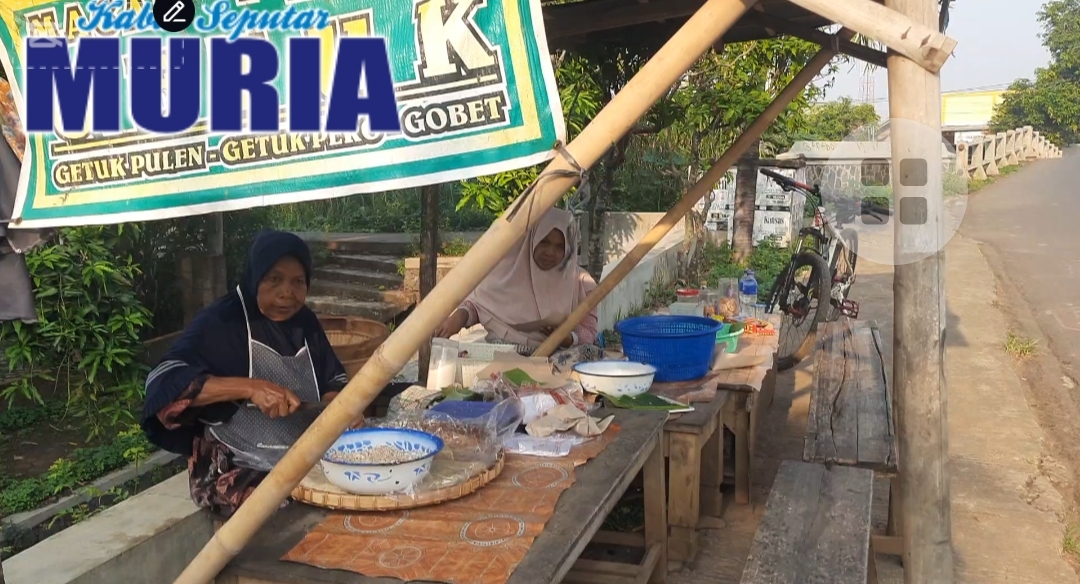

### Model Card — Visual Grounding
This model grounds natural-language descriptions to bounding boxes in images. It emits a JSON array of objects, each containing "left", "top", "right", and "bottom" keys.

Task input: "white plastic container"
[
  {"left": 669, "top": 301, "right": 705, "bottom": 317},
  {"left": 427, "top": 340, "right": 459, "bottom": 390}
]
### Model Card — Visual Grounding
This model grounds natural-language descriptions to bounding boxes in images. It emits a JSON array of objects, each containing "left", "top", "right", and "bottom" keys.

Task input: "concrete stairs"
[{"left": 298, "top": 233, "right": 416, "bottom": 324}]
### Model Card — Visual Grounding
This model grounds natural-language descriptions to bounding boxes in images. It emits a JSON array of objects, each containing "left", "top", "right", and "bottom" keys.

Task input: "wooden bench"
[
  {"left": 804, "top": 319, "right": 901, "bottom": 557},
  {"left": 656, "top": 324, "right": 780, "bottom": 564},
  {"left": 662, "top": 389, "right": 733, "bottom": 563},
  {"left": 718, "top": 329, "right": 780, "bottom": 506},
  {"left": 741, "top": 460, "right": 877, "bottom": 584}
]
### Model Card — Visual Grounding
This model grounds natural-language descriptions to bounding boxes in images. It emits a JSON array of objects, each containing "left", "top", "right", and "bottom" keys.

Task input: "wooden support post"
[
  {"left": 172, "top": 1, "right": 757, "bottom": 582},
  {"left": 885, "top": 0, "right": 953, "bottom": 581},
  {"left": 535, "top": 30, "right": 853, "bottom": 357},
  {"left": 417, "top": 184, "right": 441, "bottom": 386},
  {"left": 732, "top": 139, "right": 760, "bottom": 261},
  {"left": 784, "top": 0, "right": 956, "bottom": 72}
]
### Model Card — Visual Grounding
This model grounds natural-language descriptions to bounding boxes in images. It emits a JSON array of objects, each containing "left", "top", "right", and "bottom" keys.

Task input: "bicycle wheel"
[
  {"left": 772, "top": 251, "right": 831, "bottom": 371},
  {"left": 827, "top": 229, "right": 859, "bottom": 322}
]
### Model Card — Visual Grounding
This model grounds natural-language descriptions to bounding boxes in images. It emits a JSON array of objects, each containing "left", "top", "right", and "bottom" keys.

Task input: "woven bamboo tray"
[{"left": 291, "top": 452, "right": 504, "bottom": 511}]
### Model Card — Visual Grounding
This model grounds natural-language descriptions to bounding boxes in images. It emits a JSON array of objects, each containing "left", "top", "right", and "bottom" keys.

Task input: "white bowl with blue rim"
[
  {"left": 320, "top": 428, "right": 444, "bottom": 495},
  {"left": 572, "top": 360, "right": 657, "bottom": 398}
]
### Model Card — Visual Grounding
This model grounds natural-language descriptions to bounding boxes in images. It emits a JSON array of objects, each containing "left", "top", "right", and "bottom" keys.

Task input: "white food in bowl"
[
  {"left": 573, "top": 360, "right": 657, "bottom": 397},
  {"left": 320, "top": 428, "right": 444, "bottom": 495}
]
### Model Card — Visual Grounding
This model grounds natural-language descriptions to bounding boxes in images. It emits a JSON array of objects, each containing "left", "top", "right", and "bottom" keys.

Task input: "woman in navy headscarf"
[{"left": 142, "top": 229, "right": 357, "bottom": 518}]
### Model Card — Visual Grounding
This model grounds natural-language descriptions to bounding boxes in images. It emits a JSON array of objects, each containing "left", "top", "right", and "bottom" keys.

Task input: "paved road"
[{"left": 960, "top": 146, "right": 1080, "bottom": 378}]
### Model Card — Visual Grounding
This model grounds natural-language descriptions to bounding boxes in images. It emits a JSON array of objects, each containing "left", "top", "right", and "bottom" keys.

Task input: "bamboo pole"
[
  {"left": 885, "top": 0, "right": 952, "bottom": 581},
  {"left": 171, "top": 1, "right": 756, "bottom": 582},
  {"left": 784, "top": 0, "right": 956, "bottom": 72},
  {"left": 535, "top": 29, "right": 853, "bottom": 357}
]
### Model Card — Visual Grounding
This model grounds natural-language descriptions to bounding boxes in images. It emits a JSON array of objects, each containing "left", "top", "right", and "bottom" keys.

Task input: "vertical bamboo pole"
[
  {"left": 535, "top": 31, "right": 853, "bottom": 357},
  {"left": 417, "top": 184, "right": 441, "bottom": 386},
  {"left": 172, "top": 1, "right": 757, "bottom": 582},
  {"left": 886, "top": 0, "right": 953, "bottom": 581}
]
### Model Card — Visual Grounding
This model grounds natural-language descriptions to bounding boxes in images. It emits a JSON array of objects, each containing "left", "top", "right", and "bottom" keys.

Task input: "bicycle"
[{"left": 757, "top": 168, "right": 891, "bottom": 371}]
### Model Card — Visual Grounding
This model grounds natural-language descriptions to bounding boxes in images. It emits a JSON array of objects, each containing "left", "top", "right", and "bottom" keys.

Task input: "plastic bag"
[{"left": 312, "top": 401, "right": 518, "bottom": 501}]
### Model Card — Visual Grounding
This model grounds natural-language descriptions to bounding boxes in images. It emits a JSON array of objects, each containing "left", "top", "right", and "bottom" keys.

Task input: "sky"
[{"left": 816, "top": 0, "right": 1052, "bottom": 115}]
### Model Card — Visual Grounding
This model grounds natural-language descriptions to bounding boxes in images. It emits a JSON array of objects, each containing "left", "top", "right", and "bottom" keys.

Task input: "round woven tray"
[
  {"left": 318, "top": 315, "right": 391, "bottom": 365},
  {"left": 291, "top": 452, "right": 504, "bottom": 511}
]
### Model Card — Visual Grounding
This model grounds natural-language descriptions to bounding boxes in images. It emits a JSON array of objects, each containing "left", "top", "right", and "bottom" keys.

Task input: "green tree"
[
  {"left": 798, "top": 97, "right": 880, "bottom": 141},
  {"left": 990, "top": 0, "right": 1080, "bottom": 145}
]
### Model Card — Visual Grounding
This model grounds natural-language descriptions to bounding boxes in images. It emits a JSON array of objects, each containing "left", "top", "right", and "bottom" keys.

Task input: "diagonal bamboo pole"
[
  {"left": 535, "top": 28, "right": 855, "bottom": 358},
  {"left": 171, "top": 1, "right": 757, "bottom": 582},
  {"left": 784, "top": 0, "right": 956, "bottom": 73}
]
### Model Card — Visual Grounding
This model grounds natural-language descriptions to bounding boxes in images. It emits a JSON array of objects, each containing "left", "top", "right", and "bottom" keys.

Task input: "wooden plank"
[
  {"left": 733, "top": 394, "right": 751, "bottom": 504},
  {"left": 666, "top": 432, "right": 701, "bottom": 562},
  {"left": 871, "top": 323, "right": 897, "bottom": 469},
  {"left": 573, "top": 558, "right": 640, "bottom": 576},
  {"left": 220, "top": 410, "right": 668, "bottom": 584},
  {"left": 544, "top": 0, "right": 706, "bottom": 38},
  {"left": 852, "top": 322, "right": 891, "bottom": 469},
  {"left": 784, "top": 0, "right": 956, "bottom": 72},
  {"left": 804, "top": 320, "right": 897, "bottom": 474},
  {"left": 636, "top": 545, "right": 662, "bottom": 584},
  {"left": 592, "top": 531, "right": 646, "bottom": 547},
  {"left": 740, "top": 461, "right": 874, "bottom": 584},
  {"left": 663, "top": 389, "right": 730, "bottom": 434},
  {"left": 699, "top": 426, "right": 724, "bottom": 517},
  {"left": 642, "top": 438, "right": 667, "bottom": 583},
  {"left": 749, "top": 12, "right": 889, "bottom": 68},
  {"left": 543, "top": 0, "right": 855, "bottom": 50}
]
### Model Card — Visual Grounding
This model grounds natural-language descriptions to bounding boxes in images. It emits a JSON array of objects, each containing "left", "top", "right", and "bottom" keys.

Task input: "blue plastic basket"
[{"left": 614, "top": 315, "right": 723, "bottom": 382}]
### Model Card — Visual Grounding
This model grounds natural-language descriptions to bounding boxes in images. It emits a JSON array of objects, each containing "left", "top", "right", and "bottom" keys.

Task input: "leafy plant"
[
  {"left": 0, "top": 400, "right": 64, "bottom": 434},
  {"left": 0, "top": 227, "right": 151, "bottom": 437},
  {"left": 0, "top": 428, "right": 154, "bottom": 517},
  {"left": 990, "top": 0, "right": 1080, "bottom": 146}
]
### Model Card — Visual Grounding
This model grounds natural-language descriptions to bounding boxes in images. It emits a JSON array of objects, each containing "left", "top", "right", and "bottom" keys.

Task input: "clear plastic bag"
[
  {"left": 311, "top": 399, "right": 522, "bottom": 501},
  {"left": 472, "top": 372, "right": 588, "bottom": 425}
]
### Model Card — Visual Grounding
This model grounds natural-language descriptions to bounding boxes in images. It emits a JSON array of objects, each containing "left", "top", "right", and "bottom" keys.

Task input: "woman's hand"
[
  {"left": 321, "top": 391, "right": 365, "bottom": 429},
  {"left": 539, "top": 325, "right": 574, "bottom": 349},
  {"left": 246, "top": 380, "right": 302, "bottom": 418},
  {"left": 434, "top": 308, "right": 468, "bottom": 338}
]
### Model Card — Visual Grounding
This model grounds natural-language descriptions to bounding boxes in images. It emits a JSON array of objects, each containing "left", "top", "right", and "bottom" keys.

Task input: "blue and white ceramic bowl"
[
  {"left": 573, "top": 360, "right": 657, "bottom": 398},
  {"left": 320, "top": 428, "right": 444, "bottom": 495}
]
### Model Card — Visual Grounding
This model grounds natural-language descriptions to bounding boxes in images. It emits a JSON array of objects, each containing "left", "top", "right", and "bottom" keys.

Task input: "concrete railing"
[{"left": 954, "top": 125, "right": 1063, "bottom": 181}]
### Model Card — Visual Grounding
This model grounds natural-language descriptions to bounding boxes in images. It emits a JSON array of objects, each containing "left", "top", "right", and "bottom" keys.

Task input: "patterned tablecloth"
[{"left": 282, "top": 427, "right": 618, "bottom": 584}]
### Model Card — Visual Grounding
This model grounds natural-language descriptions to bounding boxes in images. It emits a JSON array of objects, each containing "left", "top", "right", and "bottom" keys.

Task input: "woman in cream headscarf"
[{"left": 434, "top": 208, "right": 598, "bottom": 349}]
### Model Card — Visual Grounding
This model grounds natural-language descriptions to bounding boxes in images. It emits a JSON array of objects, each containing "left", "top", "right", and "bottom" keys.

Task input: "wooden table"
[
  {"left": 657, "top": 322, "right": 780, "bottom": 563},
  {"left": 715, "top": 327, "right": 780, "bottom": 505},
  {"left": 215, "top": 409, "right": 669, "bottom": 584},
  {"left": 663, "top": 388, "right": 732, "bottom": 562}
]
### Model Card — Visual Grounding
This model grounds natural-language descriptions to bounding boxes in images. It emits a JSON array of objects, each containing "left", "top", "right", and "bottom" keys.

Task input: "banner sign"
[{"left": 0, "top": 0, "right": 564, "bottom": 228}]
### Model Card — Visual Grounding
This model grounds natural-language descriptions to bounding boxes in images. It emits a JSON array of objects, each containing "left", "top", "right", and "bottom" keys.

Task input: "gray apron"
[{"left": 207, "top": 287, "right": 322, "bottom": 471}]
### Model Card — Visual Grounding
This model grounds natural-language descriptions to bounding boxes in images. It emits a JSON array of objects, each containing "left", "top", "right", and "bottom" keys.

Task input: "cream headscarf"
[{"left": 466, "top": 209, "right": 591, "bottom": 346}]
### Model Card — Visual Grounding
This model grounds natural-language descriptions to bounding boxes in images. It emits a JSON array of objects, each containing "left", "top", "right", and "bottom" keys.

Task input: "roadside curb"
[{"left": 1, "top": 450, "right": 181, "bottom": 545}]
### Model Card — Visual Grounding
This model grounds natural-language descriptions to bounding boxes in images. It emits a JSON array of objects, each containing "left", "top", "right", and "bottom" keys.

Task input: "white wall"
[{"left": 589, "top": 212, "right": 686, "bottom": 332}]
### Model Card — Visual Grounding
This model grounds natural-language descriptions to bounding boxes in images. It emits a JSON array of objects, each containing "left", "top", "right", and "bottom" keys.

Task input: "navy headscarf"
[{"left": 141, "top": 230, "right": 347, "bottom": 455}]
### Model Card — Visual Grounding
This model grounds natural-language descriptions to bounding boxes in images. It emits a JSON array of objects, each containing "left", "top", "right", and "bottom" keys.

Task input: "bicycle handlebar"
[
  {"left": 757, "top": 168, "right": 895, "bottom": 223},
  {"left": 759, "top": 168, "right": 814, "bottom": 192}
]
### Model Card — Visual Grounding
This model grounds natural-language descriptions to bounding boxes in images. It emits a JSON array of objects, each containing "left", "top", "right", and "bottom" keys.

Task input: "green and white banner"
[{"left": 0, "top": 0, "right": 564, "bottom": 228}]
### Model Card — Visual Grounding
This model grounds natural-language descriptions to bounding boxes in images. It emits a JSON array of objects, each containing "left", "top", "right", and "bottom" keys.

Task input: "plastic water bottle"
[{"left": 739, "top": 269, "right": 758, "bottom": 318}]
